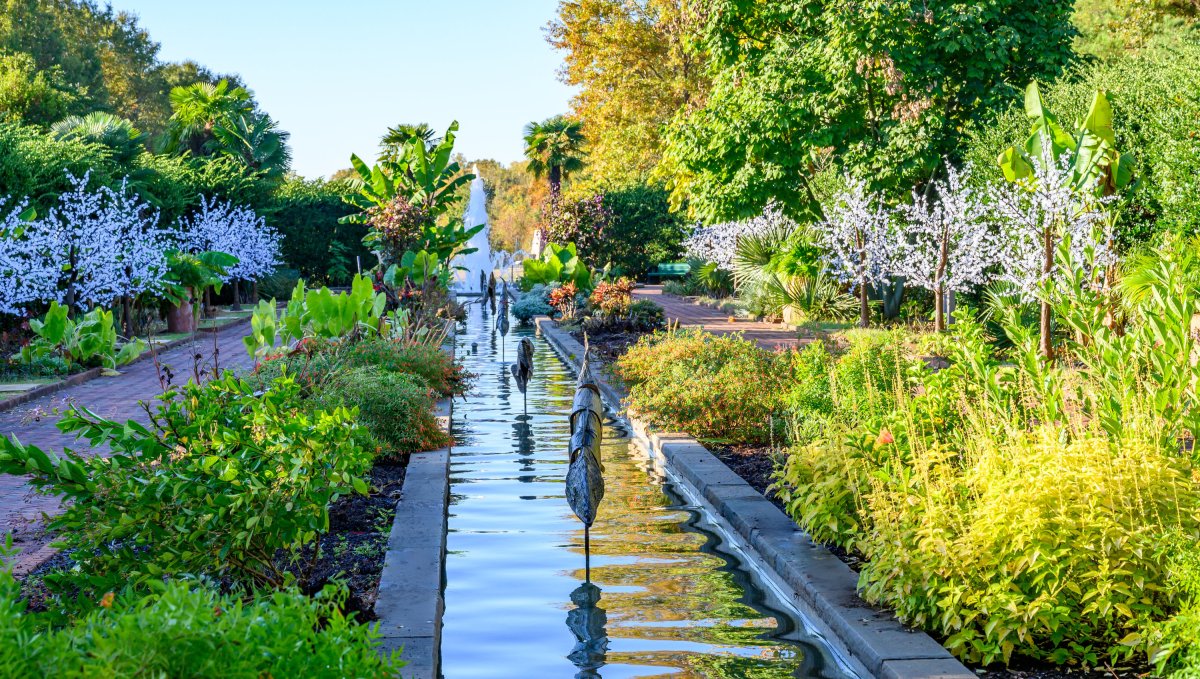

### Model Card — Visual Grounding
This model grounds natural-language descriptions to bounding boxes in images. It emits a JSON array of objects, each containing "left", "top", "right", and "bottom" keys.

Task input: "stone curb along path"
[
  {"left": 374, "top": 348, "right": 455, "bottom": 678},
  {"left": 0, "top": 315, "right": 253, "bottom": 415},
  {"left": 535, "top": 317, "right": 975, "bottom": 679}
]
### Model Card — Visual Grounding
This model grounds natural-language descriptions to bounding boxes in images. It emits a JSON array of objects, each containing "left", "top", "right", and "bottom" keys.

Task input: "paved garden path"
[
  {"left": 0, "top": 322, "right": 255, "bottom": 575},
  {"left": 634, "top": 285, "right": 804, "bottom": 350}
]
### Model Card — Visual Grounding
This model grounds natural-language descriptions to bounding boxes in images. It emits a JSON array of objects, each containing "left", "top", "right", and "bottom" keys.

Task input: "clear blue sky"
[{"left": 114, "top": 0, "right": 576, "bottom": 179}]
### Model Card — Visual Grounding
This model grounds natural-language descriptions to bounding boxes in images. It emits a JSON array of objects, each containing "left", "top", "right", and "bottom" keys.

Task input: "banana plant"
[{"left": 999, "top": 82, "right": 1136, "bottom": 199}]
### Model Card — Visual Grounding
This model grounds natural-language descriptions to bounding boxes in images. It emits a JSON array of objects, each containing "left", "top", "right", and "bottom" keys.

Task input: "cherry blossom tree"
[
  {"left": 990, "top": 143, "right": 1113, "bottom": 359},
  {"left": 895, "top": 163, "right": 998, "bottom": 332},
  {"left": 818, "top": 178, "right": 903, "bottom": 328},
  {"left": 0, "top": 197, "right": 56, "bottom": 316},
  {"left": 176, "top": 196, "right": 280, "bottom": 308},
  {"left": 40, "top": 174, "right": 170, "bottom": 333},
  {"left": 683, "top": 206, "right": 791, "bottom": 271}
]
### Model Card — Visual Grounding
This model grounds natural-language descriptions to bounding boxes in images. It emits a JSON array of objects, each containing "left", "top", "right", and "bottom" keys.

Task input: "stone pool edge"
[
  {"left": 536, "top": 317, "right": 973, "bottom": 679},
  {"left": 374, "top": 356, "right": 455, "bottom": 678}
]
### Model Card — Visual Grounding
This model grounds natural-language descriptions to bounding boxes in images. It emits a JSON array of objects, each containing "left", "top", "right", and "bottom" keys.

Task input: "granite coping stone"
[
  {"left": 536, "top": 317, "right": 974, "bottom": 679},
  {"left": 374, "top": 377, "right": 453, "bottom": 679}
]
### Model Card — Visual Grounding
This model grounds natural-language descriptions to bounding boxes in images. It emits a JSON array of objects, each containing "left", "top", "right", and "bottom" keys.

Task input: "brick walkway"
[
  {"left": 1, "top": 323, "right": 254, "bottom": 575},
  {"left": 634, "top": 285, "right": 803, "bottom": 351}
]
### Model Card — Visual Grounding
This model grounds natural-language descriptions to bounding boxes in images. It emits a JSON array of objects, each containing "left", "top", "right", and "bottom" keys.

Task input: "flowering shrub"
[
  {"left": 0, "top": 172, "right": 168, "bottom": 314},
  {"left": 684, "top": 206, "right": 795, "bottom": 271}
]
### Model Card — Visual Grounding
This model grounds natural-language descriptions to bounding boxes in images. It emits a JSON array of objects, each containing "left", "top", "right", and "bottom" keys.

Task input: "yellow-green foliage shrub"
[
  {"left": 615, "top": 329, "right": 784, "bottom": 444},
  {"left": 862, "top": 423, "right": 1200, "bottom": 666}
]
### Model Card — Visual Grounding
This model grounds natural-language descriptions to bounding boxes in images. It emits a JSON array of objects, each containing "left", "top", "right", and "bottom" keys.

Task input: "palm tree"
[
  {"left": 522, "top": 115, "right": 586, "bottom": 194},
  {"left": 210, "top": 112, "right": 293, "bottom": 180},
  {"left": 51, "top": 112, "right": 146, "bottom": 163},
  {"left": 379, "top": 122, "right": 440, "bottom": 163},
  {"left": 159, "top": 79, "right": 252, "bottom": 155}
]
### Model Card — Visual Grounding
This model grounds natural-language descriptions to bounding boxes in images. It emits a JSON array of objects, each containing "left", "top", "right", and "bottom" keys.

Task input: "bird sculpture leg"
[{"left": 584, "top": 526, "right": 591, "bottom": 584}]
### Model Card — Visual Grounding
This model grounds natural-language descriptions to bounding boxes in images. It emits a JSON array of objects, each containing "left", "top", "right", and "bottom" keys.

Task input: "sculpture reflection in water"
[
  {"left": 566, "top": 582, "right": 609, "bottom": 678},
  {"left": 566, "top": 337, "right": 605, "bottom": 582}
]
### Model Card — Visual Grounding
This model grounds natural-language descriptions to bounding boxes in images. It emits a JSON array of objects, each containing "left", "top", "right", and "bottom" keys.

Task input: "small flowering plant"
[
  {"left": 589, "top": 278, "right": 635, "bottom": 317},
  {"left": 549, "top": 282, "right": 579, "bottom": 320}
]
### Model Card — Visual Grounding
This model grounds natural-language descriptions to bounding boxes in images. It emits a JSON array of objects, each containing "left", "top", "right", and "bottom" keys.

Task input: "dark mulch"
[
  {"left": 979, "top": 663, "right": 1152, "bottom": 679},
  {"left": 568, "top": 327, "right": 651, "bottom": 365},
  {"left": 19, "top": 458, "right": 409, "bottom": 620}
]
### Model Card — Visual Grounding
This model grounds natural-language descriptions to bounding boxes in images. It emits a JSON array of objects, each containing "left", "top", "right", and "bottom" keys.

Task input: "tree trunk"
[
  {"left": 859, "top": 282, "right": 870, "bottom": 328},
  {"left": 231, "top": 279, "right": 242, "bottom": 311},
  {"left": 1040, "top": 226, "right": 1054, "bottom": 361},
  {"left": 253, "top": 280, "right": 259, "bottom": 303},
  {"left": 935, "top": 230, "right": 949, "bottom": 332},
  {"left": 934, "top": 284, "right": 945, "bottom": 333},
  {"left": 122, "top": 295, "right": 134, "bottom": 338},
  {"left": 549, "top": 166, "right": 562, "bottom": 194}
]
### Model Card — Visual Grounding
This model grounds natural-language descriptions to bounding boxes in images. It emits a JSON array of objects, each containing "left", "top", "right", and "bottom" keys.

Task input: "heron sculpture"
[
  {"left": 479, "top": 269, "right": 487, "bottom": 296},
  {"left": 566, "top": 337, "right": 604, "bottom": 582},
  {"left": 487, "top": 272, "right": 497, "bottom": 313},
  {"left": 510, "top": 337, "right": 534, "bottom": 413}
]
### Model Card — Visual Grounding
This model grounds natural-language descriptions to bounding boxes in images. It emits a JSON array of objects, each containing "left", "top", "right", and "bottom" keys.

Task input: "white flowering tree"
[
  {"left": 176, "top": 196, "right": 280, "bottom": 308},
  {"left": 35, "top": 173, "right": 169, "bottom": 332},
  {"left": 683, "top": 208, "right": 792, "bottom": 271},
  {"left": 818, "top": 178, "right": 903, "bottom": 328},
  {"left": 991, "top": 144, "right": 1113, "bottom": 358},
  {"left": 895, "top": 163, "right": 999, "bottom": 332},
  {"left": 0, "top": 198, "right": 56, "bottom": 316}
]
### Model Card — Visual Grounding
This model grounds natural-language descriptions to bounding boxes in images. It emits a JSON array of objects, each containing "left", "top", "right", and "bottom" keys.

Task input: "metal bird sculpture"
[
  {"left": 479, "top": 269, "right": 487, "bottom": 295},
  {"left": 487, "top": 272, "right": 497, "bottom": 313},
  {"left": 566, "top": 336, "right": 604, "bottom": 581},
  {"left": 510, "top": 337, "right": 534, "bottom": 413}
]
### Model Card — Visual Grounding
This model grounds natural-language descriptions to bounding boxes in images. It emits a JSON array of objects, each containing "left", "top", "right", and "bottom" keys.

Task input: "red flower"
[{"left": 875, "top": 429, "right": 894, "bottom": 446}]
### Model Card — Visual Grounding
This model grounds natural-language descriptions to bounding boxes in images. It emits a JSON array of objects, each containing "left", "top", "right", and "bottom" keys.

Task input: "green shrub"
[
  {"left": 830, "top": 329, "right": 909, "bottom": 421},
  {"left": 256, "top": 267, "right": 302, "bottom": 301},
  {"left": 316, "top": 367, "right": 449, "bottom": 455},
  {"left": 512, "top": 291, "right": 553, "bottom": 325},
  {"left": 0, "top": 573, "right": 403, "bottom": 678},
  {"left": 628, "top": 299, "right": 665, "bottom": 332},
  {"left": 616, "top": 329, "right": 783, "bottom": 444},
  {"left": 577, "top": 184, "right": 690, "bottom": 278},
  {"left": 0, "top": 121, "right": 116, "bottom": 209},
  {"left": 16, "top": 302, "right": 145, "bottom": 371},
  {"left": 862, "top": 428, "right": 1199, "bottom": 666},
  {"left": 0, "top": 372, "right": 375, "bottom": 598},
  {"left": 340, "top": 336, "right": 470, "bottom": 397}
]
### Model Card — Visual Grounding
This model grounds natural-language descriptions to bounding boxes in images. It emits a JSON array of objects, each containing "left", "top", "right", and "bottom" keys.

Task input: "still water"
[{"left": 439, "top": 305, "right": 853, "bottom": 678}]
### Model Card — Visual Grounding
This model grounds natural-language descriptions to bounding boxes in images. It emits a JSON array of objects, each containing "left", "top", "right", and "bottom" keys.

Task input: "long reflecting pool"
[{"left": 440, "top": 303, "right": 855, "bottom": 678}]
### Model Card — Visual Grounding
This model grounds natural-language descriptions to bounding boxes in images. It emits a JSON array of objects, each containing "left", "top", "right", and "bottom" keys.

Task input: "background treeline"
[
  {"left": 508, "top": 0, "right": 1200, "bottom": 269},
  {"left": 0, "top": 0, "right": 370, "bottom": 287}
]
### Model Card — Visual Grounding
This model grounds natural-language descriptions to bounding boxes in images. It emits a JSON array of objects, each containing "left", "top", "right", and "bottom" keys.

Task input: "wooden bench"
[{"left": 646, "top": 262, "right": 691, "bottom": 281}]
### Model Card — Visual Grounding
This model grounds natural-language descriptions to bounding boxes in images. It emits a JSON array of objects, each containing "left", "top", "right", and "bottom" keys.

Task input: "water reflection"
[
  {"left": 567, "top": 582, "right": 609, "bottom": 678},
  {"left": 440, "top": 308, "right": 849, "bottom": 678}
]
